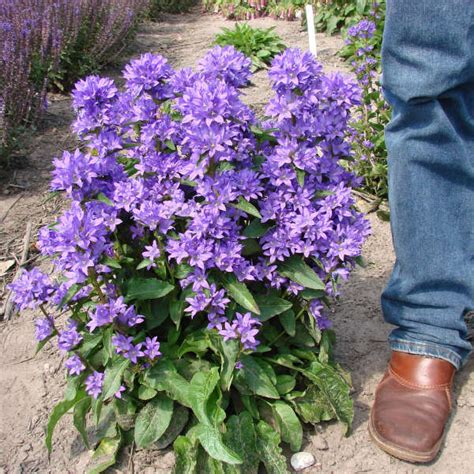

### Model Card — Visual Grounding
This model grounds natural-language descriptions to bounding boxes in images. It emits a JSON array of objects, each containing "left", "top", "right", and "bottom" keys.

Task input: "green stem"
[{"left": 88, "top": 268, "right": 107, "bottom": 304}]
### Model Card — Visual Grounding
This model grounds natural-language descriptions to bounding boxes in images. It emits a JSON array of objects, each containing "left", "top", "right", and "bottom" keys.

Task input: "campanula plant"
[{"left": 10, "top": 46, "right": 370, "bottom": 473}]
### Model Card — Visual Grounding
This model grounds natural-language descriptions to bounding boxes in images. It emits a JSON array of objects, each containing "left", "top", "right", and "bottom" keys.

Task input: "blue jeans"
[{"left": 381, "top": 0, "right": 474, "bottom": 370}]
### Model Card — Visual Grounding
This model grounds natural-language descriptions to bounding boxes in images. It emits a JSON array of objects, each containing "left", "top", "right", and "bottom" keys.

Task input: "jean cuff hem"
[{"left": 388, "top": 338, "right": 461, "bottom": 370}]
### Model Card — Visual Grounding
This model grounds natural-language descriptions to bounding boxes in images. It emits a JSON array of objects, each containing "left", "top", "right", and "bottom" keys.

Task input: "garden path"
[{"left": 0, "top": 8, "right": 473, "bottom": 474}]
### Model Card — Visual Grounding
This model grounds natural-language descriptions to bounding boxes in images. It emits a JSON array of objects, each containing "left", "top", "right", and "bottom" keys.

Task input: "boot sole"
[{"left": 368, "top": 412, "right": 442, "bottom": 463}]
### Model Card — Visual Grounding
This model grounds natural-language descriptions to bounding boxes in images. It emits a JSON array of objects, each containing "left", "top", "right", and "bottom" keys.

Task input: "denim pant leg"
[{"left": 380, "top": 0, "right": 474, "bottom": 369}]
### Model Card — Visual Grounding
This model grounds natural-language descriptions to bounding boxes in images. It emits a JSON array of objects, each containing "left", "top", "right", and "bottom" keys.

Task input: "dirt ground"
[{"left": 0, "top": 8, "right": 473, "bottom": 474}]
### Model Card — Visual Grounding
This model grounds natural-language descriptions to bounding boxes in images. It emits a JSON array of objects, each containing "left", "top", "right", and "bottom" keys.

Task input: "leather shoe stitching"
[{"left": 388, "top": 366, "right": 451, "bottom": 390}]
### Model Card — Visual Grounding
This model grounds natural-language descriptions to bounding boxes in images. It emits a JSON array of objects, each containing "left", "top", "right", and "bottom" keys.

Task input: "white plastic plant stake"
[{"left": 305, "top": 4, "right": 317, "bottom": 57}]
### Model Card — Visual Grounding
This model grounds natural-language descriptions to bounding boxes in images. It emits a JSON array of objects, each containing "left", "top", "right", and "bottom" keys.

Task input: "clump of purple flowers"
[
  {"left": 344, "top": 2, "right": 390, "bottom": 198},
  {"left": 9, "top": 45, "right": 369, "bottom": 404}
]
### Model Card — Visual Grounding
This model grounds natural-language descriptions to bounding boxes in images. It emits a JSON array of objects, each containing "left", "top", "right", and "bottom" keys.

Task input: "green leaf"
[
  {"left": 78, "top": 332, "right": 103, "bottom": 357},
  {"left": 278, "top": 309, "right": 295, "bottom": 336},
  {"left": 254, "top": 294, "right": 292, "bottom": 321},
  {"left": 154, "top": 405, "right": 189, "bottom": 449},
  {"left": 134, "top": 394, "right": 174, "bottom": 449},
  {"left": 103, "top": 256, "right": 121, "bottom": 269},
  {"left": 86, "top": 432, "right": 121, "bottom": 474},
  {"left": 177, "top": 331, "right": 210, "bottom": 358},
  {"left": 278, "top": 256, "right": 326, "bottom": 290},
  {"left": 194, "top": 424, "right": 242, "bottom": 465},
  {"left": 138, "top": 385, "right": 157, "bottom": 400},
  {"left": 165, "top": 139, "right": 176, "bottom": 151},
  {"left": 356, "top": 0, "right": 368, "bottom": 14},
  {"left": 209, "top": 333, "right": 240, "bottom": 391},
  {"left": 275, "top": 375, "right": 296, "bottom": 395},
  {"left": 113, "top": 398, "right": 137, "bottom": 431},
  {"left": 102, "top": 358, "right": 130, "bottom": 400},
  {"left": 217, "top": 272, "right": 260, "bottom": 314},
  {"left": 301, "top": 361, "right": 354, "bottom": 434},
  {"left": 291, "top": 385, "right": 335, "bottom": 424},
  {"left": 242, "top": 238, "right": 262, "bottom": 256},
  {"left": 300, "top": 288, "right": 326, "bottom": 300},
  {"left": 296, "top": 168, "right": 305, "bottom": 187},
  {"left": 59, "top": 283, "right": 81, "bottom": 307},
  {"left": 243, "top": 219, "right": 272, "bottom": 238},
  {"left": 96, "top": 192, "right": 113, "bottom": 206},
  {"left": 143, "top": 359, "right": 191, "bottom": 407},
  {"left": 223, "top": 412, "right": 260, "bottom": 474},
  {"left": 91, "top": 397, "right": 103, "bottom": 426},
  {"left": 188, "top": 367, "right": 220, "bottom": 425},
  {"left": 175, "top": 262, "right": 193, "bottom": 279},
  {"left": 136, "top": 258, "right": 152, "bottom": 270},
  {"left": 73, "top": 397, "right": 91, "bottom": 449},
  {"left": 255, "top": 420, "right": 289, "bottom": 474},
  {"left": 125, "top": 277, "right": 174, "bottom": 302},
  {"left": 232, "top": 196, "right": 261, "bottom": 218},
  {"left": 46, "top": 390, "right": 88, "bottom": 452},
  {"left": 272, "top": 401, "right": 303, "bottom": 452},
  {"left": 236, "top": 355, "right": 279, "bottom": 399},
  {"left": 173, "top": 436, "right": 199, "bottom": 474}
]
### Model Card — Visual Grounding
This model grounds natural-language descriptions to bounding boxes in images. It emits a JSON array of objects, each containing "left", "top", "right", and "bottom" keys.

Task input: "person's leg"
[
  {"left": 381, "top": 0, "right": 474, "bottom": 370},
  {"left": 369, "top": 1, "right": 473, "bottom": 463}
]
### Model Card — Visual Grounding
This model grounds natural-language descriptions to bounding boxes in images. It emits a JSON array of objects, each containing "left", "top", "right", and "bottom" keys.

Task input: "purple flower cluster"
[{"left": 9, "top": 45, "right": 369, "bottom": 401}]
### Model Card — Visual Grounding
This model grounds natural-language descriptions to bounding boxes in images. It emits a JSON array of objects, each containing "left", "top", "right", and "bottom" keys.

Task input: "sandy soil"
[{"left": 0, "top": 8, "right": 472, "bottom": 474}]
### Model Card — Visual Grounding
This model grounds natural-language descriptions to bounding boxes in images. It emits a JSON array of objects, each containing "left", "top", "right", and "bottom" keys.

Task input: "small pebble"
[{"left": 290, "top": 452, "right": 316, "bottom": 471}]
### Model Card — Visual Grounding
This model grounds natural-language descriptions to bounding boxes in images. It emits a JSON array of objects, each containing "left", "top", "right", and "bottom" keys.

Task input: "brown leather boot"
[{"left": 369, "top": 351, "right": 456, "bottom": 463}]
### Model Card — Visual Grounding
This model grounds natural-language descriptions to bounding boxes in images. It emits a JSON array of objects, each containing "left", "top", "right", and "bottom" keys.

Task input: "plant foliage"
[
  {"left": 215, "top": 23, "right": 287, "bottom": 70},
  {"left": 9, "top": 46, "right": 370, "bottom": 472}
]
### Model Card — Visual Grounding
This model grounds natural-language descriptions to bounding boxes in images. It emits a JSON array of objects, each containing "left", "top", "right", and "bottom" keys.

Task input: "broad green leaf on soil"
[
  {"left": 154, "top": 405, "right": 189, "bottom": 449},
  {"left": 290, "top": 322, "right": 316, "bottom": 347},
  {"left": 46, "top": 390, "right": 88, "bottom": 452},
  {"left": 125, "top": 277, "right": 174, "bottom": 302},
  {"left": 102, "top": 358, "right": 131, "bottom": 400},
  {"left": 278, "top": 256, "right": 325, "bottom": 290},
  {"left": 275, "top": 374, "right": 296, "bottom": 395},
  {"left": 243, "top": 219, "right": 272, "bottom": 238},
  {"left": 254, "top": 294, "right": 293, "bottom": 321},
  {"left": 173, "top": 436, "right": 199, "bottom": 474},
  {"left": 194, "top": 424, "right": 243, "bottom": 465},
  {"left": 134, "top": 393, "right": 174, "bottom": 448},
  {"left": 291, "top": 385, "right": 335, "bottom": 424},
  {"left": 232, "top": 196, "right": 262, "bottom": 218},
  {"left": 236, "top": 355, "right": 279, "bottom": 399},
  {"left": 86, "top": 432, "right": 122, "bottom": 474},
  {"left": 278, "top": 309, "right": 296, "bottom": 336},
  {"left": 217, "top": 272, "right": 260, "bottom": 314},
  {"left": 209, "top": 333, "right": 240, "bottom": 391},
  {"left": 271, "top": 401, "right": 303, "bottom": 452},
  {"left": 255, "top": 420, "right": 289, "bottom": 474},
  {"left": 143, "top": 359, "right": 191, "bottom": 407},
  {"left": 73, "top": 397, "right": 91, "bottom": 449},
  {"left": 304, "top": 311, "right": 322, "bottom": 345},
  {"left": 188, "top": 367, "right": 220, "bottom": 425},
  {"left": 301, "top": 361, "right": 353, "bottom": 433},
  {"left": 223, "top": 412, "right": 260, "bottom": 474}
]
